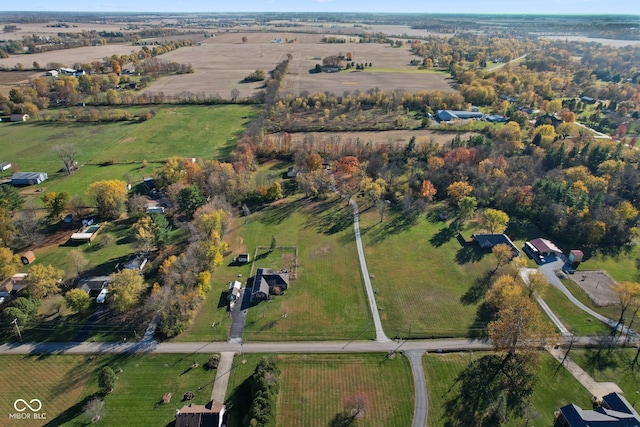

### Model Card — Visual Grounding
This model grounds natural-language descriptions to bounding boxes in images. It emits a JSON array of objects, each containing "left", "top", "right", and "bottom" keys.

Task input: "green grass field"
[
  {"left": 0, "top": 353, "right": 222, "bottom": 427},
  {"left": 582, "top": 244, "right": 640, "bottom": 283},
  {"left": 224, "top": 353, "right": 414, "bottom": 427},
  {"left": 571, "top": 348, "right": 640, "bottom": 398},
  {"left": 240, "top": 194, "right": 373, "bottom": 341},
  {"left": 424, "top": 351, "right": 594, "bottom": 426},
  {"left": 542, "top": 284, "right": 613, "bottom": 336},
  {"left": 357, "top": 206, "right": 496, "bottom": 338},
  {"left": 2, "top": 104, "right": 255, "bottom": 202}
]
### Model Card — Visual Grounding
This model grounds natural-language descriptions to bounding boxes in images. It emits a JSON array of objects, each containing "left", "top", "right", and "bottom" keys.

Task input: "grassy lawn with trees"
[
  {"left": 0, "top": 353, "right": 222, "bottom": 426},
  {"left": 357, "top": 206, "right": 496, "bottom": 338},
  {"left": 239, "top": 194, "right": 373, "bottom": 341},
  {"left": 542, "top": 284, "right": 613, "bottom": 336},
  {"left": 424, "top": 351, "right": 594, "bottom": 426},
  {"left": 225, "top": 353, "right": 414, "bottom": 427},
  {"left": 571, "top": 348, "right": 640, "bottom": 398}
]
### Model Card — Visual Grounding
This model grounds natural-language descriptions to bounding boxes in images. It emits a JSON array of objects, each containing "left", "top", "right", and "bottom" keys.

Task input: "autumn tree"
[
  {"left": 0, "top": 247, "right": 21, "bottom": 279},
  {"left": 108, "top": 269, "right": 147, "bottom": 313},
  {"left": 522, "top": 270, "right": 548, "bottom": 299},
  {"left": 486, "top": 275, "right": 522, "bottom": 310},
  {"left": 52, "top": 143, "right": 77, "bottom": 175},
  {"left": 447, "top": 181, "right": 473, "bottom": 204},
  {"left": 65, "top": 288, "right": 92, "bottom": 312},
  {"left": 456, "top": 196, "right": 477, "bottom": 225},
  {"left": 88, "top": 180, "right": 128, "bottom": 219},
  {"left": 492, "top": 244, "right": 514, "bottom": 275},
  {"left": 612, "top": 282, "right": 640, "bottom": 329},
  {"left": 482, "top": 209, "right": 510, "bottom": 234},
  {"left": 26, "top": 264, "right": 64, "bottom": 298},
  {"left": 41, "top": 191, "right": 69, "bottom": 220},
  {"left": 67, "top": 249, "right": 89, "bottom": 277},
  {"left": 154, "top": 157, "right": 184, "bottom": 189},
  {"left": 134, "top": 216, "right": 156, "bottom": 252},
  {"left": 419, "top": 179, "right": 437, "bottom": 202},
  {"left": 496, "top": 121, "right": 523, "bottom": 153}
]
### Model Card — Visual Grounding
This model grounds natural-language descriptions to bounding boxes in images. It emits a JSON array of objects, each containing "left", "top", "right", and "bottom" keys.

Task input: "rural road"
[{"left": 350, "top": 198, "right": 391, "bottom": 343}]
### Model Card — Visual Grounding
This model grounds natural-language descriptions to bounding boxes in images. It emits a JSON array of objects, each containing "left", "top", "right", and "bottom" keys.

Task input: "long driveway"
[
  {"left": 350, "top": 198, "right": 390, "bottom": 343},
  {"left": 405, "top": 350, "right": 428, "bottom": 427},
  {"left": 538, "top": 258, "right": 630, "bottom": 334}
]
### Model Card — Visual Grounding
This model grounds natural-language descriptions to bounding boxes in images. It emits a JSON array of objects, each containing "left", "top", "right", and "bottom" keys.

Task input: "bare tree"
[
  {"left": 345, "top": 392, "right": 369, "bottom": 420},
  {"left": 83, "top": 397, "right": 104, "bottom": 423},
  {"left": 230, "top": 88, "right": 240, "bottom": 101},
  {"left": 53, "top": 144, "right": 77, "bottom": 175},
  {"left": 67, "top": 249, "right": 89, "bottom": 277}
]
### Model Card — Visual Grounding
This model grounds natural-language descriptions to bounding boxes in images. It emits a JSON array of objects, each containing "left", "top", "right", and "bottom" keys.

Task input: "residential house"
[
  {"left": 10, "top": 172, "right": 48, "bottom": 186},
  {"left": 0, "top": 273, "right": 28, "bottom": 298},
  {"left": 175, "top": 400, "right": 225, "bottom": 427},
  {"left": 529, "top": 237, "right": 562, "bottom": 257},
  {"left": 250, "top": 268, "right": 290, "bottom": 301},
  {"left": 556, "top": 392, "right": 640, "bottom": 426},
  {"left": 473, "top": 234, "right": 520, "bottom": 257},
  {"left": 123, "top": 253, "right": 148, "bottom": 271},
  {"left": 77, "top": 276, "right": 111, "bottom": 298},
  {"left": 486, "top": 114, "right": 508, "bottom": 123}
]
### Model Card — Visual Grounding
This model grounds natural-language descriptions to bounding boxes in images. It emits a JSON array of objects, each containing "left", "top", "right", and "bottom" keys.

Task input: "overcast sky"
[{"left": 0, "top": 0, "right": 638, "bottom": 15}]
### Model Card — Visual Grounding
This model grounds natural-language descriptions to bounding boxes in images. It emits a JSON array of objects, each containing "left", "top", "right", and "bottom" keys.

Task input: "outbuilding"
[
  {"left": 11, "top": 172, "right": 48, "bottom": 186},
  {"left": 20, "top": 251, "right": 36, "bottom": 265},
  {"left": 10, "top": 114, "right": 30, "bottom": 122}
]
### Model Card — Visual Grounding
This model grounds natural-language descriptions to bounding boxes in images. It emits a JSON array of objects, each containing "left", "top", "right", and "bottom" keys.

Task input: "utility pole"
[{"left": 11, "top": 318, "right": 21, "bottom": 341}]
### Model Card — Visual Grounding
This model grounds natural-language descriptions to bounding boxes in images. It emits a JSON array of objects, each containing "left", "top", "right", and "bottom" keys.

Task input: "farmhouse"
[
  {"left": 436, "top": 110, "right": 484, "bottom": 121},
  {"left": 556, "top": 392, "right": 640, "bottom": 426},
  {"left": 77, "top": 276, "right": 111, "bottom": 297},
  {"left": 175, "top": 400, "right": 225, "bottom": 427},
  {"left": 250, "top": 268, "right": 290, "bottom": 301},
  {"left": 473, "top": 234, "right": 520, "bottom": 257},
  {"left": 10, "top": 114, "right": 29, "bottom": 122},
  {"left": 10, "top": 172, "right": 48, "bottom": 186}
]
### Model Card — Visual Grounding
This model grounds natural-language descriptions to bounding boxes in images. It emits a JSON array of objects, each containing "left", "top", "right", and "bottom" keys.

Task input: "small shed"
[
  {"left": 0, "top": 162, "right": 11, "bottom": 171},
  {"left": 235, "top": 253, "right": 250, "bottom": 264},
  {"left": 20, "top": 251, "right": 35, "bottom": 265},
  {"left": 124, "top": 253, "right": 148, "bottom": 271},
  {"left": 569, "top": 250, "right": 584, "bottom": 266},
  {"left": 228, "top": 280, "right": 242, "bottom": 302},
  {"left": 10, "top": 114, "right": 29, "bottom": 122}
]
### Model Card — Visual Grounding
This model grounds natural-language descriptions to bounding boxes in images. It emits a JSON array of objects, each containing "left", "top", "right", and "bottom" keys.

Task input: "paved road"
[
  {"left": 405, "top": 350, "right": 428, "bottom": 427},
  {"left": 349, "top": 198, "right": 390, "bottom": 343}
]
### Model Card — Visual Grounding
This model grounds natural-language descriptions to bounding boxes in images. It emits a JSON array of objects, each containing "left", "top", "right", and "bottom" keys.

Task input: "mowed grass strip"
[
  {"left": 571, "top": 348, "right": 640, "bottom": 397},
  {"left": 424, "top": 351, "right": 594, "bottom": 426},
  {"left": 541, "top": 284, "right": 613, "bottom": 336},
  {"left": 224, "top": 353, "right": 414, "bottom": 427},
  {"left": 238, "top": 195, "right": 374, "bottom": 341},
  {"left": 358, "top": 208, "right": 495, "bottom": 338}
]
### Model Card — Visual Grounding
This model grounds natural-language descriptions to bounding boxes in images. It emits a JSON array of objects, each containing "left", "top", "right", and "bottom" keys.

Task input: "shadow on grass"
[
  {"left": 304, "top": 198, "right": 353, "bottom": 235},
  {"left": 455, "top": 245, "right": 485, "bottom": 264},
  {"left": 363, "top": 209, "right": 420, "bottom": 245},
  {"left": 430, "top": 223, "right": 461, "bottom": 247},
  {"left": 460, "top": 271, "right": 494, "bottom": 305},
  {"left": 224, "top": 373, "right": 253, "bottom": 426},
  {"left": 43, "top": 393, "right": 100, "bottom": 427},
  {"left": 467, "top": 302, "right": 494, "bottom": 339},
  {"left": 259, "top": 197, "right": 308, "bottom": 226}
]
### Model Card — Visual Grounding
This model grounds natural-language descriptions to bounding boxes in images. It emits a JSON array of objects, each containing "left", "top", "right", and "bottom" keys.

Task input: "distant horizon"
[{"left": 0, "top": 1, "right": 638, "bottom": 16}]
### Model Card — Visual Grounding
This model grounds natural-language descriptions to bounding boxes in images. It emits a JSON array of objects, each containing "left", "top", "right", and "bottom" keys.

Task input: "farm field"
[
  {"left": 224, "top": 353, "right": 414, "bottom": 427},
  {"left": 142, "top": 31, "right": 455, "bottom": 98},
  {"left": 0, "top": 353, "right": 221, "bottom": 427},
  {"left": 357, "top": 207, "right": 496, "bottom": 338},
  {"left": 0, "top": 43, "right": 141, "bottom": 71},
  {"left": 424, "top": 351, "right": 594, "bottom": 426}
]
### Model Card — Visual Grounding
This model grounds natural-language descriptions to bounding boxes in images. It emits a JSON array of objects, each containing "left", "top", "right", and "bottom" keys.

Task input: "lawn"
[
  {"left": 424, "top": 351, "right": 594, "bottom": 426},
  {"left": 0, "top": 353, "right": 223, "bottom": 427},
  {"left": 357, "top": 206, "right": 496, "bottom": 338},
  {"left": 2, "top": 104, "right": 255, "bottom": 201},
  {"left": 571, "top": 348, "right": 640, "bottom": 398},
  {"left": 224, "top": 353, "right": 414, "bottom": 427},
  {"left": 581, "top": 244, "right": 640, "bottom": 283},
  {"left": 239, "top": 194, "right": 374, "bottom": 341},
  {"left": 542, "top": 284, "right": 613, "bottom": 336}
]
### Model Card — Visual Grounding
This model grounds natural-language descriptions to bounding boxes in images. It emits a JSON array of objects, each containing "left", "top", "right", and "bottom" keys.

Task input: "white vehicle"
[{"left": 96, "top": 289, "right": 108, "bottom": 304}]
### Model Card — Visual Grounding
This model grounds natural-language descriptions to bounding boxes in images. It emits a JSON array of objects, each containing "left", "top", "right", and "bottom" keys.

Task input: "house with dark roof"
[
  {"left": 175, "top": 400, "right": 225, "bottom": 427},
  {"left": 77, "top": 276, "right": 111, "bottom": 297},
  {"left": 473, "top": 234, "right": 520, "bottom": 257},
  {"left": 250, "top": 268, "right": 290, "bottom": 301},
  {"left": 436, "top": 110, "right": 484, "bottom": 122},
  {"left": 556, "top": 392, "right": 640, "bottom": 426}
]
